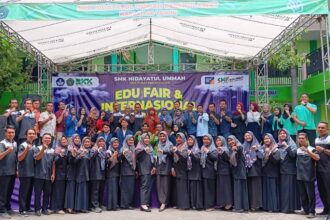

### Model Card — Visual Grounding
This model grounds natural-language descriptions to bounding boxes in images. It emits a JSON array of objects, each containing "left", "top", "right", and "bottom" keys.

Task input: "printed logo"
[
  {"left": 287, "top": 0, "right": 303, "bottom": 12},
  {"left": 56, "top": 78, "right": 65, "bottom": 87},
  {"left": 66, "top": 78, "right": 75, "bottom": 86}
]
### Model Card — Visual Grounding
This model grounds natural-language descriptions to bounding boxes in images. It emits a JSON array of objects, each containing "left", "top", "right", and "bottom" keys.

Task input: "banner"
[
  {"left": 0, "top": 0, "right": 328, "bottom": 20},
  {"left": 52, "top": 71, "right": 249, "bottom": 113}
]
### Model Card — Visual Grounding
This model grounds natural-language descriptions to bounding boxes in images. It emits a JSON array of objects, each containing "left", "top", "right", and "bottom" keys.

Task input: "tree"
[
  {"left": 269, "top": 40, "right": 308, "bottom": 107},
  {"left": 0, "top": 30, "right": 34, "bottom": 97}
]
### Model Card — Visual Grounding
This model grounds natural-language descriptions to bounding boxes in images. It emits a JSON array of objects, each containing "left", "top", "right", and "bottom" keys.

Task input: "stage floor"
[{"left": 8, "top": 208, "right": 325, "bottom": 220}]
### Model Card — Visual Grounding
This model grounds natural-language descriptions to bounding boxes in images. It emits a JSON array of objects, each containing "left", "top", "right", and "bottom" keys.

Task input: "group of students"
[
  {"left": 0, "top": 93, "right": 329, "bottom": 219},
  {"left": 0, "top": 122, "right": 329, "bottom": 219}
]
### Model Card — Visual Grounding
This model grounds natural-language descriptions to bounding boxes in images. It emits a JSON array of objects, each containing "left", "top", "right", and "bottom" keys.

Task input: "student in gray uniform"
[
  {"left": 314, "top": 122, "right": 330, "bottom": 216},
  {"left": 0, "top": 126, "right": 17, "bottom": 219},
  {"left": 51, "top": 136, "right": 69, "bottom": 214},
  {"left": 136, "top": 133, "right": 156, "bottom": 212},
  {"left": 34, "top": 133, "right": 55, "bottom": 216},
  {"left": 90, "top": 137, "right": 107, "bottom": 213},
  {"left": 296, "top": 132, "right": 320, "bottom": 219},
  {"left": 16, "top": 99, "right": 35, "bottom": 145},
  {"left": 18, "top": 128, "right": 37, "bottom": 217},
  {"left": 119, "top": 135, "right": 136, "bottom": 210}
]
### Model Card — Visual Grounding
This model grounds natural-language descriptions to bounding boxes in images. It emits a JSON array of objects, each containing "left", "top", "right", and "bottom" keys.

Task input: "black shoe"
[
  {"left": 140, "top": 207, "right": 151, "bottom": 212},
  {"left": 35, "top": 211, "right": 42, "bottom": 216},
  {"left": 20, "top": 211, "right": 29, "bottom": 217},
  {"left": 307, "top": 213, "right": 316, "bottom": 219},
  {"left": 42, "top": 209, "right": 49, "bottom": 215},
  {"left": 297, "top": 210, "right": 308, "bottom": 215}
]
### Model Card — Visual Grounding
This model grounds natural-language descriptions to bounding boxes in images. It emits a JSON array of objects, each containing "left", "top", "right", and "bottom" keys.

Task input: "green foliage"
[
  {"left": 0, "top": 31, "right": 35, "bottom": 96},
  {"left": 269, "top": 40, "right": 308, "bottom": 71}
]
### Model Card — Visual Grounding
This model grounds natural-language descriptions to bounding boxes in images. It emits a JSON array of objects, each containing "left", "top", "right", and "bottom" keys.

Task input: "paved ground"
[{"left": 5, "top": 209, "right": 328, "bottom": 220}]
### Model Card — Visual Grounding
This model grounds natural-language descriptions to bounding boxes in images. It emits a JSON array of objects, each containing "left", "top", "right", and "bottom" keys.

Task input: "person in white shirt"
[
  {"left": 196, "top": 105, "right": 209, "bottom": 147},
  {"left": 38, "top": 102, "right": 56, "bottom": 148}
]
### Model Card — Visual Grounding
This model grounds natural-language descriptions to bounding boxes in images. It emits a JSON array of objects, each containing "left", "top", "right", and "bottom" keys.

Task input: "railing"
[{"left": 306, "top": 46, "right": 324, "bottom": 77}]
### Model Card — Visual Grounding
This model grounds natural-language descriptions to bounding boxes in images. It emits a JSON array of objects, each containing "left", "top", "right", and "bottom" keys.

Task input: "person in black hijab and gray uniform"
[
  {"left": 227, "top": 135, "right": 249, "bottom": 212},
  {"left": 156, "top": 131, "right": 173, "bottom": 212},
  {"left": 200, "top": 134, "right": 218, "bottom": 211},
  {"left": 136, "top": 133, "right": 156, "bottom": 212},
  {"left": 119, "top": 135, "right": 136, "bottom": 210},
  {"left": 172, "top": 132, "right": 190, "bottom": 210},
  {"left": 105, "top": 138, "right": 120, "bottom": 211},
  {"left": 261, "top": 133, "right": 281, "bottom": 212},
  {"left": 186, "top": 135, "right": 203, "bottom": 210},
  {"left": 242, "top": 131, "right": 263, "bottom": 211},
  {"left": 90, "top": 137, "right": 107, "bottom": 213}
]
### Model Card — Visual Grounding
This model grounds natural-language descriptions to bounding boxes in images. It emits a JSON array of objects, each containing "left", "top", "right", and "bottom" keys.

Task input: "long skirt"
[
  {"left": 106, "top": 176, "right": 119, "bottom": 210},
  {"left": 64, "top": 180, "right": 75, "bottom": 210},
  {"left": 280, "top": 174, "right": 301, "bottom": 213},
  {"left": 120, "top": 175, "right": 135, "bottom": 209},
  {"left": 247, "top": 176, "right": 263, "bottom": 209},
  {"left": 157, "top": 175, "right": 171, "bottom": 205},
  {"left": 176, "top": 178, "right": 189, "bottom": 210},
  {"left": 170, "top": 177, "right": 177, "bottom": 207},
  {"left": 233, "top": 179, "right": 249, "bottom": 210},
  {"left": 216, "top": 174, "right": 233, "bottom": 207},
  {"left": 75, "top": 181, "right": 89, "bottom": 211},
  {"left": 51, "top": 180, "right": 66, "bottom": 211},
  {"left": 203, "top": 178, "right": 215, "bottom": 209},
  {"left": 188, "top": 180, "right": 203, "bottom": 209},
  {"left": 262, "top": 176, "right": 280, "bottom": 212}
]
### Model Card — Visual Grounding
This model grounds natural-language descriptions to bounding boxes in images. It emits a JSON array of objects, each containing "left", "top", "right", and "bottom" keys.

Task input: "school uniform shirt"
[
  {"left": 54, "top": 150, "right": 68, "bottom": 181},
  {"left": 18, "top": 142, "right": 35, "bottom": 177},
  {"left": 262, "top": 150, "right": 280, "bottom": 177},
  {"left": 0, "top": 139, "right": 17, "bottom": 176},
  {"left": 208, "top": 112, "right": 220, "bottom": 137},
  {"left": 296, "top": 146, "right": 318, "bottom": 181},
  {"left": 217, "top": 151, "right": 231, "bottom": 175},
  {"left": 187, "top": 151, "right": 202, "bottom": 181},
  {"left": 90, "top": 149, "right": 106, "bottom": 180},
  {"left": 39, "top": 111, "right": 56, "bottom": 137},
  {"left": 231, "top": 146, "right": 247, "bottom": 180},
  {"left": 201, "top": 150, "right": 218, "bottom": 179},
  {"left": 315, "top": 135, "right": 330, "bottom": 173},
  {"left": 5, "top": 109, "right": 19, "bottom": 130},
  {"left": 219, "top": 111, "right": 232, "bottom": 136},
  {"left": 196, "top": 113, "right": 209, "bottom": 137},
  {"left": 294, "top": 103, "right": 317, "bottom": 131},
  {"left": 183, "top": 111, "right": 198, "bottom": 135},
  {"left": 75, "top": 149, "right": 91, "bottom": 182},
  {"left": 280, "top": 113, "right": 296, "bottom": 136},
  {"left": 131, "top": 113, "right": 145, "bottom": 134},
  {"left": 33, "top": 146, "right": 55, "bottom": 180},
  {"left": 18, "top": 110, "right": 36, "bottom": 140},
  {"left": 106, "top": 150, "right": 120, "bottom": 177},
  {"left": 136, "top": 148, "right": 154, "bottom": 175}
]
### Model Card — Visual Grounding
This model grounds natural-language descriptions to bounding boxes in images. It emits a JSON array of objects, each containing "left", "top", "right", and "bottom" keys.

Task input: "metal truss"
[
  {"left": 251, "top": 15, "right": 320, "bottom": 65},
  {"left": 255, "top": 62, "right": 269, "bottom": 107},
  {"left": 0, "top": 21, "right": 54, "bottom": 70},
  {"left": 37, "top": 62, "right": 51, "bottom": 102},
  {"left": 319, "top": 16, "right": 330, "bottom": 123}
]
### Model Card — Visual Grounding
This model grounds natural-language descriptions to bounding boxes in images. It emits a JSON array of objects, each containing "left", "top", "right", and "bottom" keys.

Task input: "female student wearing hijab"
[
  {"left": 242, "top": 131, "right": 263, "bottom": 211},
  {"left": 280, "top": 104, "right": 296, "bottom": 141},
  {"left": 172, "top": 132, "right": 190, "bottom": 210},
  {"left": 215, "top": 136, "right": 232, "bottom": 211},
  {"left": 90, "top": 137, "right": 107, "bottom": 213},
  {"left": 277, "top": 129, "right": 300, "bottom": 213},
  {"left": 200, "top": 134, "right": 218, "bottom": 211},
  {"left": 51, "top": 136, "right": 69, "bottom": 214},
  {"left": 296, "top": 132, "right": 320, "bottom": 219},
  {"left": 261, "top": 133, "right": 281, "bottom": 212},
  {"left": 105, "top": 138, "right": 120, "bottom": 211},
  {"left": 74, "top": 136, "right": 92, "bottom": 213},
  {"left": 119, "top": 135, "right": 136, "bottom": 209},
  {"left": 64, "top": 134, "right": 80, "bottom": 214},
  {"left": 33, "top": 133, "right": 55, "bottom": 216},
  {"left": 230, "top": 102, "right": 247, "bottom": 143},
  {"left": 156, "top": 131, "right": 173, "bottom": 212},
  {"left": 136, "top": 133, "right": 156, "bottom": 212},
  {"left": 186, "top": 135, "right": 203, "bottom": 210},
  {"left": 18, "top": 128, "right": 36, "bottom": 217},
  {"left": 227, "top": 135, "right": 249, "bottom": 212}
]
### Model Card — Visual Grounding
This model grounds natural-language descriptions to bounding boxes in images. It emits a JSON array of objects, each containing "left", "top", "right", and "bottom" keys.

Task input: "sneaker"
[
  {"left": 0, "top": 213, "right": 11, "bottom": 219},
  {"left": 318, "top": 210, "right": 329, "bottom": 216},
  {"left": 297, "top": 210, "right": 308, "bottom": 215},
  {"left": 57, "top": 210, "right": 65, "bottom": 214},
  {"left": 307, "top": 213, "right": 316, "bottom": 219},
  {"left": 20, "top": 211, "right": 29, "bottom": 217}
]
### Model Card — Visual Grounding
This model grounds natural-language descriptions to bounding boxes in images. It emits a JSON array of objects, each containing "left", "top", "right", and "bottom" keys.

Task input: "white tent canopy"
[{"left": 4, "top": 15, "right": 300, "bottom": 64}]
